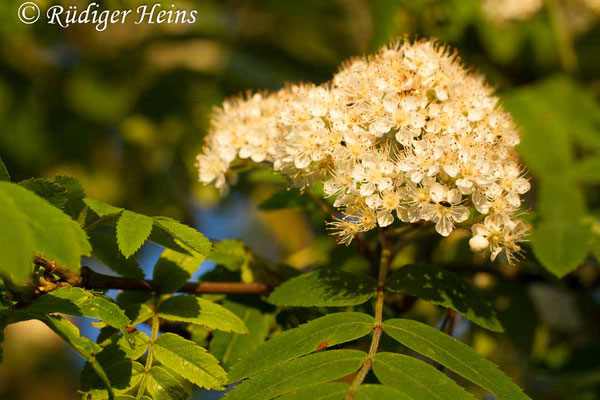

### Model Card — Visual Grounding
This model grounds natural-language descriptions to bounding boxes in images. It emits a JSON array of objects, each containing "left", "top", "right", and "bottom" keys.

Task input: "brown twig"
[{"left": 80, "top": 266, "right": 271, "bottom": 294}]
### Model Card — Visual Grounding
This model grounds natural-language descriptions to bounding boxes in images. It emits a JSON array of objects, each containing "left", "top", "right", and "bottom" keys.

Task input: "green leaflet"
[
  {"left": 89, "top": 228, "right": 145, "bottom": 278},
  {"left": 228, "top": 312, "right": 374, "bottom": 383},
  {"left": 53, "top": 175, "right": 87, "bottom": 219},
  {"left": 0, "top": 182, "right": 91, "bottom": 281},
  {"left": 383, "top": 319, "right": 531, "bottom": 400},
  {"left": 267, "top": 268, "right": 377, "bottom": 307},
  {"left": 158, "top": 295, "right": 248, "bottom": 333},
  {"left": 531, "top": 221, "right": 592, "bottom": 278},
  {"left": 97, "top": 328, "right": 150, "bottom": 361},
  {"left": 84, "top": 198, "right": 124, "bottom": 217},
  {"left": 225, "top": 350, "right": 366, "bottom": 400},
  {"left": 277, "top": 382, "right": 348, "bottom": 400},
  {"left": 152, "top": 248, "right": 204, "bottom": 294},
  {"left": 209, "top": 239, "right": 251, "bottom": 271},
  {"left": 385, "top": 264, "right": 503, "bottom": 332},
  {"left": 209, "top": 302, "right": 270, "bottom": 368},
  {"left": 116, "top": 210, "right": 154, "bottom": 258},
  {"left": 79, "top": 345, "right": 143, "bottom": 397},
  {"left": 19, "top": 178, "right": 68, "bottom": 209},
  {"left": 153, "top": 333, "right": 227, "bottom": 390},
  {"left": 43, "top": 315, "right": 111, "bottom": 390},
  {"left": 152, "top": 216, "right": 212, "bottom": 257},
  {"left": 26, "top": 286, "right": 131, "bottom": 334},
  {"left": 146, "top": 366, "right": 190, "bottom": 400},
  {"left": 0, "top": 156, "right": 9, "bottom": 181},
  {"left": 355, "top": 385, "right": 411, "bottom": 400},
  {"left": 372, "top": 353, "right": 476, "bottom": 400}
]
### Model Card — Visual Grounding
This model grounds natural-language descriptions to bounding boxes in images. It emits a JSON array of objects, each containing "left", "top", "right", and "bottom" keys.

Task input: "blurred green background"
[{"left": 1, "top": 0, "right": 599, "bottom": 399}]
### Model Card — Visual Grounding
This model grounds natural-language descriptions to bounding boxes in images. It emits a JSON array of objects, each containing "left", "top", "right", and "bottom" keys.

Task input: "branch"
[{"left": 80, "top": 267, "right": 272, "bottom": 294}]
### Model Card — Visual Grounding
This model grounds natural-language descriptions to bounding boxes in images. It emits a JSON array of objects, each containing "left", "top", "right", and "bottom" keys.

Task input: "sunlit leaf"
[
  {"left": 383, "top": 319, "right": 530, "bottom": 400},
  {"left": 228, "top": 312, "right": 374, "bottom": 382},
  {"left": 158, "top": 295, "right": 248, "bottom": 333},
  {"left": 532, "top": 221, "right": 591, "bottom": 277},
  {"left": 146, "top": 366, "right": 190, "bottom": 400},
  {"left": 277, "top": 382, "right": 348, "bottom": 400},
  {"left": 116, "top": 210, "right": 154, "bottom": 258},
  {"left": 153, "top": 333, "right": 227, "bottom": 390},
  {"left": 225, "top": 350, "right": 366, "bottom": 400}
]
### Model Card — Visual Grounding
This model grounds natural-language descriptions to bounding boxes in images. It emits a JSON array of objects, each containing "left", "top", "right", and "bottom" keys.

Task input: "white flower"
[
  {"left": 422, "top": 183, "right": 470, "bottom": 236},
  {"left": 196, "top": 39, "right": 531, "bottom": 261}
]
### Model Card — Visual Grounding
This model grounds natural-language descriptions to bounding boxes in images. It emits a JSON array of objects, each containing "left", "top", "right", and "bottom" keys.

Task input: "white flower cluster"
[{"left": 197, "top": 40, "right": 530, "bottom": 263}]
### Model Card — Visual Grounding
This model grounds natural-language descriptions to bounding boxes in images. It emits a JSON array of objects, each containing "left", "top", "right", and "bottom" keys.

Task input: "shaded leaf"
[
  {"left": 225, "top": 350, "right": 366, "bottom": 400},
  {"left": 386, "top": 264, "right": 502, "bottom": 332},
  {"left": 89, "top": 228, "right": 145, "bottom": 278},
  {"left": 154, "top": 333, "right": 227, "bottom": 390},
  {"left": 383, "top": 319, "right": 530, "bottom": 400},
  {"left": 19, "top": 178, "right": 67, "bottom": 209},
  {"left": 146, "top": 366, "right": 190, "bottom": 400},
  {"left": 373, "top": 352, "right": 476, "bottom": 399},
  {"left": 152, "top": 249, "right": 204, "bottom": 294},
  {"left": 209, "top": 302, "right": 270, "bottom": 368},
  {"left": 54, "top": 175, "right": 86, "bottom": 219},
  {"left": 80, "top": 345, "right": 141, "bottom": 396},
  {"left": 158, "top": 295, "right": 248, "bottom": 333},
  {"left": 277, "top": 382, "right": 348, "bottom": 400},
  {"left": 532, "top": 222, "right": 591, "bottom": 277},
  {"left": 228, "top": 312, "right": 374, "bottom": 382},
  {"left": 267, "top": 268, "right": 377, "bottom": 307},
  {"left": 116, "top": 210, "right": 154, "bottom": 258}
]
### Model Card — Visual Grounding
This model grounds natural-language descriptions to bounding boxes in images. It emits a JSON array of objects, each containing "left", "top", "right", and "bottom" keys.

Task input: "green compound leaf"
[
  {"left": 19, "top": 178, "right": 67, "bottom": 209},
  {"left": 84, "top": 198, "right": 124, "bottom": 217},
  {"left": 386, "top": 264, "right": 503, "bottom": 332},
  {"left": 153, "top": 333, "right": 227, "bottom": 390},
  {"left": 146, "top": 366, "right": 191, "bottom": 400},
  {"left": 355, "top": 385, "right": 410, "bottom": 400},
  {"left": 277, "top": 382, "right": 348, "bottom": 400},
  {"left": 228, "top": 312, "right": 374, "bottom": 383},
  {"left": 383, "top": 319, "right": 531, "bottom": 400},
  {"left": 209, "top": 302, "right": 270, "bottom": 369},
  {"left": 152, "top": 248, "right": 205, "bottom": 294},
  {"left": 532, "top": 221, "right": 592, "bottom": 278},
  {"left": 225, "top": 350, "right": 366, "bottom": 400},
  {"left": 373, "top": 353, "right": 476, "bottom": 400},
  {"left": 0, "top": 182, "right": 91, "bottom": 281},
  {"left": 158, "top": 295, "right": 248, "bottom": 334},
  {"left": 97, "top": 328, "right": 150, "bottom": 361},
  {"left": 116, "top": 210, "right": 154, "bottom": 258},
  {"left": 267, "top": 268, "right": 377, "bottom": 307},
  {"left": 152, "top": 216, "right": 212, "bottom": 257},
  {"left": 27, "top": 286, "right": 131, "bottom": 334}
]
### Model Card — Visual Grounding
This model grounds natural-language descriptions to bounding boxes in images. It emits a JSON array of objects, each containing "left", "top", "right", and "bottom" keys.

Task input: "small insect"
[
  {"left": 316, "top": 341, "right": 328, "bottom": 350},
  {"left": 126, "top": 326, "right": 138, "bottom": 334},
  {"left": 439, "top": 201, "right": 452, "bottom": 208},
  {"left": 340, "top": 140, "right": 347, "bottom": 147}
]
